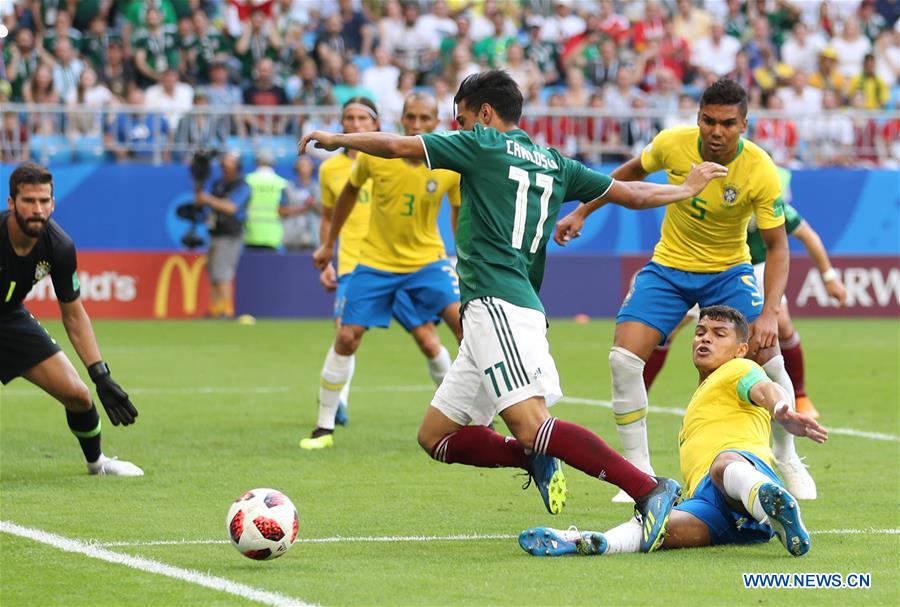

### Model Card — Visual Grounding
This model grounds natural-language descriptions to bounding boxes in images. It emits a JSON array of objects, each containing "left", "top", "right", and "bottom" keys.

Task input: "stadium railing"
[{"left": 1, "top": 103, "right": 897, "bottom": 168}]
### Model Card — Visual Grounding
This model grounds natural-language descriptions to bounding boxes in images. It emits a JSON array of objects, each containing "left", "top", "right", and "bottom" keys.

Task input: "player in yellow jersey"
[
  {"left": 312, "top": 97, "right": 453, "bottom": 432},
  {"left": 519, "top": 306, "right": 827, "bottom": 558},
  {"left": 556, "top": 79, "right": 817, "bottom": 501},
  {"left": 302, "top": 93, "right": 463, "bottom": 449}
]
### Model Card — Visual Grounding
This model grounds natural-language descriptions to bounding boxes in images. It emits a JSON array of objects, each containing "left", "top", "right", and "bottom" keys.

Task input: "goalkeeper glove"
[{"left": 88, "top": 361, "right": 138, "bottom": 426}]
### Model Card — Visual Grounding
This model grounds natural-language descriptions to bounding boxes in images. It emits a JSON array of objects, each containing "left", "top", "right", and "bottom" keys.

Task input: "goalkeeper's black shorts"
[{"left": 0, "top": 305, "right": 61, "bottom": 385}]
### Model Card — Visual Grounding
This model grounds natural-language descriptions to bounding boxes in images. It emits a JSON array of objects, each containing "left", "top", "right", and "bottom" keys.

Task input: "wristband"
[
  {"left": 821, "top": 267, "right": 837, "bottom": 282},
  {"left": 773, "top": 400, "right": 789, "bottom": 416},
  {"left": 88, "top": 361, "right": 110, "bottom": 381}
]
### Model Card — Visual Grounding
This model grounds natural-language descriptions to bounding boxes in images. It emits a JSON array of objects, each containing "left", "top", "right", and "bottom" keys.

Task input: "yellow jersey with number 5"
[
  {"left": 349, "top": 153, "right": 461, "bottom": 273},
  {"left": 319, "top": 152, "right": 372, "bottom": 277},
  {"left": 678, "top": 358, "right": 775, "bottom": 497},
  {"left": 640, "top": 126, "right": 784, "bottom": 272}
]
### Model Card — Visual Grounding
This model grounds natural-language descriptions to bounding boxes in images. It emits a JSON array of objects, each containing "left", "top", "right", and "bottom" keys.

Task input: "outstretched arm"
[
  {"left": 299, "top": 130, "right": 425, "bottom": 160},
  {"left": 749, "top": 379, "right": 827, "bottom": 443},
  {"left": 609, "top": 155, "right": 650, "bottom": 182},
  {"left": 792, "top": 220, "right": 847, "bottom": 306},
  {"left": 555, "top": 162, "right": 727, "bottom": 245}
]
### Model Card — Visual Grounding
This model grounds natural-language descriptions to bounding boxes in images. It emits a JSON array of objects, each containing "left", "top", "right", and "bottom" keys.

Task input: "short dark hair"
[
  {"left": 700, "top": 78, "right": 748, "bottom": 117},
  {"left": 454, "top": 69, "right": 523, "bottom": 124},
  {"left": 698, "top": 305, "right": 749, "bottom": 342},
  {"left": 9, "top": 163, "right": 53, "bottom": 199}
]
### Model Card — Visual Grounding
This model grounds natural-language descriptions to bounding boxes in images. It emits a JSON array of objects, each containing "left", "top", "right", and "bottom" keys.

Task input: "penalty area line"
[
  {"left": 0, "top": 521, "right": 313, "bottom": 607},
  {"left": 95, "top": 528, "right": 900, "bottom": 548}
]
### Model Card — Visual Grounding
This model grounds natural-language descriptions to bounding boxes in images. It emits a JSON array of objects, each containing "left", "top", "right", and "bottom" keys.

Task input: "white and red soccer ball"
[{"left": 226, "top": 488, "right": 299, "bottom": 560}]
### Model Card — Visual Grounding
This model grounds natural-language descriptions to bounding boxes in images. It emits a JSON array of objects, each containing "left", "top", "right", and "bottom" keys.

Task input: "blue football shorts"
[
  {"left": 341, "top": 259, "right": 460, "bottom": 331},
  {"left": 617, "top": 261, "right": 763, "bottom": 341},
  {"left": 674, "top": 449, "right": 779, "bottom": 546}
]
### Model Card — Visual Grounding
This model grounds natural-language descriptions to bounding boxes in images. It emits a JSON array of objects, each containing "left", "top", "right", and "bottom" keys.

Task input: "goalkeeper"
[{"left": 1, "top": 163, "right": 142, "bottom": 476}]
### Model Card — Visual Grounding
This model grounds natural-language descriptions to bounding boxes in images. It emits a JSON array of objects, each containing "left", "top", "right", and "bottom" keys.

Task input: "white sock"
[
  {"left": 337, "top": 354, "right": 355, "bottom": 408},
  {"left": 763, "top": 355, "right": 798, "bottom": 461},
  {"left": 603, "top": 518, "right": 642, "bottom": 554},
  {"left": 722, "top": 460, "right": 770, "bottom": 522},
  {"left": 427, "top": 346, "right": 452, "bottom": 387},
  {"left": 317, "top": 346, "right": 353, "bottom": 430},
  {"left": 609, "top": 347, "right": 653, "bottom": 473}
]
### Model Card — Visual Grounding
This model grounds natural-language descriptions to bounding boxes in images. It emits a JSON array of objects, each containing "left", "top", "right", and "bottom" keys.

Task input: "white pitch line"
[
  {"left": 3, "top": 384, "right": 897, "bottom": 443},
  {"left": 95, "top": 528, "right": 900, "bottom": 548},
  {"left": 0, "top": 521, "right": 312, "bottom": 607}
]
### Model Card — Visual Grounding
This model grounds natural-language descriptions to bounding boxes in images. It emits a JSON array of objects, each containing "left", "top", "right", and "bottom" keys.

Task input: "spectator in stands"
[
  {"left": 781, "top": 21, "right": 827, "bottom": 76},
  {"left": 622, "top": 95, "right": 658, "bottom": 156},
  {"left": 469, "top": 0, "right": 517, "bottom": 42},
  {"left": 445, "top": 43, "right": 479, "bottom": 90},
  {"left": 531, "top": 92, "right": 576, "bottom": 156},
  {"left": 378, "top": 0, "right": 405, "bottom": 56},
  {"left": 849, "top": 90, "right": 881, "bottom": 165},
  {"left": 754, "top": 0, "right": 800, "bottom": 48},
  {"left": 242, "top": 57, "right": 288, "bottom": 135},
  {"left": 807, "top": 89, "right": 854, "bottom": 166},
  {"left": 500, "top": 41, "right": 541, "bottom": 96},
  {"left": 176, "top": 15, "right": 199, "bottom": 83},
  {"left": 438, "top": 12, "right": 472, "bottom": 67},
  {"left": 877, "top": 115, "right": 900, "bottom": 167},
  {"left": 145, "top": 68, "right": 194, "bottom": 133},
  {"left": 778, "top": 70, "right": 822, "bottom": 142},
  {"left": 273, "top": 0, "right": 310, "bottom": 36},
  {"left": 727, "top": 50, "right": 755, "bottom": 95},
  {"left": 42, "top": 9, "right": 82, "bottom": 56},
  {"left": 315, "top": 12, "right": 347, "bottom": 68},
  {"left": 23, "top": 63, "right": 60, "bottom": 135},
  {"left": 196, "top": 151, "right": 250, "bottom": 318},
  {"left": 848, "top": 53, "right": 890, "bottom": 109},
  {"left": 332, "top": 62, "right": 375, "bottom": 107},
  {"left": 288, "top": 57, "right": 335, "bottom": 107},
  {"left": 657, "top": 19, "right": 691, "bottom": 83},
  {"left": 105, "top": 88, "right": 170, "bottom": 162},
  {"left": 752, "top": 44, "right": 793, "bottom": 95},
  {"left": 873, "top": 27, "right": 900, "bottom": 84},
  {"left": 604, "top": 65, "right": 644, "bottom": 113},
  {"left": 672, "top": 0, "right": 712, "bottom": 41},
  {"left": 632, "top": 0, "right": 667, "bottom": 53},
  {"left": 540, "top": 0, "right": 585, "bottom": 44},
  {"left": 418, "top": 0, "right": 457, "bottom": 42},
  {"left": 692, "top": 22, "right": 742, "bottom": 77},
  {"left": 832, "top": 19, "right": 873, "bottom": 79},
  {"left": 5, "top": 27, "right": 41, "bottom": 101},
  {"left": 577, "top": 92, "right": 616, "bottom": 163},
  {"left": 754, "top": 93, "right": 798, "bottom": 166},
  {"left": 175, "top": 88, "right": 226, "bottom": 157},
  {"left": 192, "top": 9, "right": 231, "bottom": 84},
  {"left": 388, "top": 1, "right": 435, "bottom": 79},
  {"left": 562, "top": 66, "right": 592, "bottom": 108},
  {"left": 859, "top": 0, "right": 888, "bottom": 42},
  {"left": 646, "top": 67, "right": 681, "bottom": 114},
  {"left": 339, "top": 0, "right": 373, "bottom": 57},
  {"left": 525, "top": 16, "right": 560, "bottom": 85},
  {"left": 473, "top": 9, "right": 517, "bottom": 68},
  {"left": 133, "top": 6, "right": 180, "bottom": 87},
  {"left": 580, "top": 38, "right": 621, "bottom": 88},
  {"left": 745, "top": 17, "right": 774, "bottom": 70},
  {"left": 362, "top": 46, "right": 400, "bottom": 106},
  {"left": 100, "top": 40, "right": 135, "bottom": 103},
  {"left": 205, "top": 60, "right": 242, "bottom": 107},
  {"left": 0, "top": 85, "right": 29, "bottom": 163},
  {"left": 723, "top": 0, "right": 750, "bottom": 42},
  {"left": 80, "top": 14, "right": 116, "bottom": 71},
  {"left": 51, "top": 38, "right": 84, "bottom": 104},
  {"left": 66, "top": 66, "right": 115, "bottom": 137},
  {"left": 808, "top": 47, "right": 847, "bottom": 95},
  {"left": 381, "top": 69, "right": 418, "bottom": 130},
  {"left": 236, "top": 8, "right": 283, "bottom": 82},
  {"left": 597, "top": 0, "right": 630, "bottom": 46},
  {"left": 431, "top": 74, "right": 455, "bottom": 129},
  {"left": 281, "top": 156, "right": 321, "bottom": 251}
]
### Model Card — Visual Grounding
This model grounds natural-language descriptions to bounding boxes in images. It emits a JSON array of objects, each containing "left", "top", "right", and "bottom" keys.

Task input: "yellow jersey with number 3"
[
  {"left": 678, "top": 358, "right": 775, "bottom": 497},
  {"left": 640, "top": 126, "right": 785, "bottom": 272},
  {"left": 319, "top": 153, "right": 373, "bottom": 277},
  {"left": 349, "top": 153, "right": 461, "bottom": 273}
]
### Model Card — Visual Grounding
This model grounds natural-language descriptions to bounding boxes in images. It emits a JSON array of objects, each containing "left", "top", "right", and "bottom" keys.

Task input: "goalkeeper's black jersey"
[{"left": 0, "top": 211, "right": 80, "bottom": 314}]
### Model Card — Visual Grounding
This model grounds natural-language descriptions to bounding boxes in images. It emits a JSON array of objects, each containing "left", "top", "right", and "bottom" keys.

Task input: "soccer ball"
[{"left": 226, "top": 488, "right": 299, "bottom": 560}]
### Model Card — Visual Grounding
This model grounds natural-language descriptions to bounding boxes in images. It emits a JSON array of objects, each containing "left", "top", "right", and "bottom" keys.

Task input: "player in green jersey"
[{"left": 300, "top": 70, "right": 728, "bottom": 552}]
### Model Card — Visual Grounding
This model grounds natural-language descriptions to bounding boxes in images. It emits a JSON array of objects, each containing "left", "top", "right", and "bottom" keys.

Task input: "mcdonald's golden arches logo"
[{"left": 154, "top": 255, "right": 207, "bottom": 318}]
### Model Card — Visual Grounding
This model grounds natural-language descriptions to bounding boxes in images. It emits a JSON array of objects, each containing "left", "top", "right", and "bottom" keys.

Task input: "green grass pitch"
[{"left": 1, "top": 317, "right": 898, "bottom": 606}]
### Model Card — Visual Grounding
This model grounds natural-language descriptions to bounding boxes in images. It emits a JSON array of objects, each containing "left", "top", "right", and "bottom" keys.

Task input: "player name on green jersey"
[{"left": 420, "top": 124, "right": 613, "bottom": 314}]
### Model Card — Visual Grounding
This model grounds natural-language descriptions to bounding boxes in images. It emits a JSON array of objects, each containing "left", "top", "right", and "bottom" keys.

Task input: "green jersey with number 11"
[{"left": 419, "top": 124, "right": 613, "bottom": 313}]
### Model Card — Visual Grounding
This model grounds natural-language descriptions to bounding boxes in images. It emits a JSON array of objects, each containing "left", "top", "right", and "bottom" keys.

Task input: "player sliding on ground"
[
  {"left": 303, "top": 93, "right": 463, "bottom": 450},
  {"left": 556, "top": 78, "right": 818, "bottom": 502},
  {"left": 301, "top": 70, "right": 728, "bottom": 551},
  {"left": 519, "top": 306, "right": 827, "bottom": 558},
  {"left": 1, "top": 163, "right": 142, "bottom": 476}
]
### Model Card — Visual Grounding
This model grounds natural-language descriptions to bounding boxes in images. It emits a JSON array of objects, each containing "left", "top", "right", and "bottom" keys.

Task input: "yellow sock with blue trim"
[{"left": 317, "top": 346, "right": 352, "bottom": 430}]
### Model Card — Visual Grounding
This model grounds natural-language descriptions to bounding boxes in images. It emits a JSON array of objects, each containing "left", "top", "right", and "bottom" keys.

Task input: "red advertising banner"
[
  {"left": 621, "top": 256, "right": 900, "bottom": 317},
  {"left": 24, "top": 252, "right": 210, "bottom": 319}
]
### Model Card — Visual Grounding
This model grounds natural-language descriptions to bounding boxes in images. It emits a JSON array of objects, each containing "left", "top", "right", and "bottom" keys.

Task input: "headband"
[{"left": 343, "top": 102, "right": 379, "bottom": 120}]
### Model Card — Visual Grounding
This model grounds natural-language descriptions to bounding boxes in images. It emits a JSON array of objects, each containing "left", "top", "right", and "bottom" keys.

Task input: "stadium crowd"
[{"left": 0, "top": 0, "right": 898, "bottom": 166}]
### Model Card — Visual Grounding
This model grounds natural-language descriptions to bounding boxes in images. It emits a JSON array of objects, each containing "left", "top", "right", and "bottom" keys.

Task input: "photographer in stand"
[{"left": 193, "top": 151, "right": 251, "bottom": 319}]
